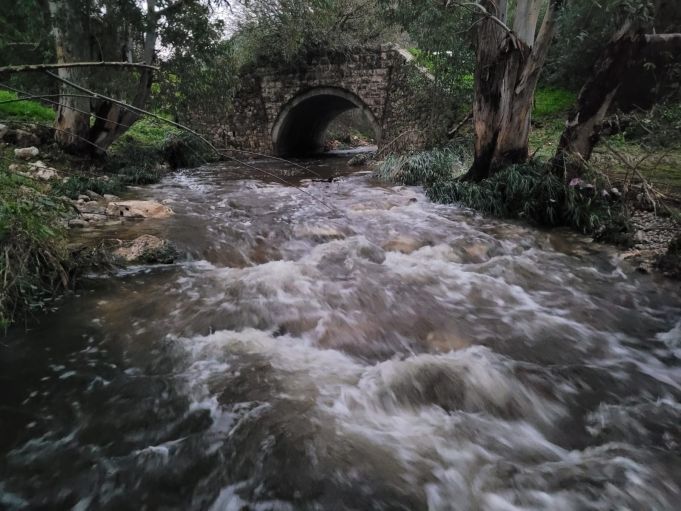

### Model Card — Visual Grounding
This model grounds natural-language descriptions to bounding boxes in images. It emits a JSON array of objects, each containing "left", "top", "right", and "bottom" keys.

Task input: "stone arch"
[{"left": 271, "top": 86, "right": 382, "bottom": 156}]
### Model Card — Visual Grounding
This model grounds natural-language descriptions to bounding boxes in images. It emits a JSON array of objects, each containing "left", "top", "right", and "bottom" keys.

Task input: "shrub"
[
  {"left": 427, "top": 161, "right": 629, "bottom": 236},
  {"left": 0, "top": 171, "right": 71, "bottom": 329}
]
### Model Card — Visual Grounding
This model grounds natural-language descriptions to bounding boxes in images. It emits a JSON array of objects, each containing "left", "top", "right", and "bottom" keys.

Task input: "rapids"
[{"left": 1, "top": 155, "right": 680, "bottom": 510}]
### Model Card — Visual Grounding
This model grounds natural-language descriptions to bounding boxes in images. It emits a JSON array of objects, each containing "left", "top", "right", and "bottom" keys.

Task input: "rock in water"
[
  {"left": 347, "top": 152, "right": 374, "bottom": 166},
  {"left": 113, "top": 235, "right": 177, "bottom": 264},
  {"left": 106, "top": 200, "right": 173, "bottom": 219}
]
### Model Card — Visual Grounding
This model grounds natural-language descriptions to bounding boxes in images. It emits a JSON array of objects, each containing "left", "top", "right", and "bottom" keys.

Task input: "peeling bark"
[
  {"left": 466, "top": 0, "right": 563, "bottom": 181},
  {"left": 47, "top": 0, "right": 93, "bottom": 153}
]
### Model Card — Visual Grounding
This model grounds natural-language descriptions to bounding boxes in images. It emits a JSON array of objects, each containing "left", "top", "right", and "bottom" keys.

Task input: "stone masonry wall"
[{"left": 189, "top": 45, "right": 455, "bottom": 155}]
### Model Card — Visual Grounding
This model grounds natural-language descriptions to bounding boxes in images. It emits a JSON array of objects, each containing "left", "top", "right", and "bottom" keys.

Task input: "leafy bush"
[
  {"left": 374, "top": 147, "right": 468, "bottom": 186},
  {"left": 124, "top": 116, "right": 181, "bottom": 145},
  {"left": 0, "top": 171, "right": 71, "bottom": 328}
]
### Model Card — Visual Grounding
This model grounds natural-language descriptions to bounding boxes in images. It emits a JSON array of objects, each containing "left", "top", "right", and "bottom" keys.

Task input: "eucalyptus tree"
[
  {"left": 550, "top": 0, "right": 681, "bottom": 179},
  {"left": 45, "top": 0, "right": 228, "bottom": 154}
]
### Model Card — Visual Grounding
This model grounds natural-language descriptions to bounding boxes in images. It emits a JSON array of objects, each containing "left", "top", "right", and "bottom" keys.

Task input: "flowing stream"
[{"left": 1, "top": 155, "right": 681, "bottom": 510}]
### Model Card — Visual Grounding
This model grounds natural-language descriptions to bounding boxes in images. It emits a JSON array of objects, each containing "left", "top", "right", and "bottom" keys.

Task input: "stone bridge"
[{"left": 190, "top": 45, "right": 456, "bottom": 156}]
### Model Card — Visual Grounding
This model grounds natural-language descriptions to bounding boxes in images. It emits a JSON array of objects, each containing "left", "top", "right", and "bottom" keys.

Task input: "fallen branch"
[
  {"left": 602, "top": 139, "right": 667, "bottom": 214},
  {"left": 43, "top": 71, "right": 338, "bottom": 212},
  {"left": 0, "top": 61, "right": 159, "bottom": 73}
]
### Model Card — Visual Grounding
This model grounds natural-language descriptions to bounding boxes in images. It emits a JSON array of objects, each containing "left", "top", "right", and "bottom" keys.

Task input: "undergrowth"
[
  {"left": 374, "top": 146, "right": 468, "bottom": 186},
  {"left": 0, "top": 171, "right": 71, "bottom": 329},
  {"left": 376, "top": 149, "right": 632, "bottom": 242},
  {"left": 428, "top": 162, "right": 629, "bottom": 237}
]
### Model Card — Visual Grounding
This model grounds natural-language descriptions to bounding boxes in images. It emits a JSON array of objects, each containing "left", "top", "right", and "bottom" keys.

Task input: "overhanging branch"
[{"left": 0, "top": 61, "right": 160, "bottom": 74}]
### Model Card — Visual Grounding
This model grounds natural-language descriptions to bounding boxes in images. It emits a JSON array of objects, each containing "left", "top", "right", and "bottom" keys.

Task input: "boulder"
[
  {"left": 113, "top": 235, "right": 177, "bottom": 264},
  {"left": 106, "top": 200, "right": 173, "bottom": 219},
  {"left": 85, "top": 189, "right": 103, "bottom": 201},
  {"left": 14, "top": 146, "right": 39, "bottom": 159},
  {"left": 347, "top": 152, "right": 374, "bottom": 166},
  {"left": 68, "top": 218, "right": 89, "bottom": 228},
  {"left": 103, "top": 194, "right": 120, "bottom": 202},
  {"left": 35, "top": 167, "right": 59, "bottom": 181},
  {"left": 76, "top": 201, "right": 107, "bottom": 215}
]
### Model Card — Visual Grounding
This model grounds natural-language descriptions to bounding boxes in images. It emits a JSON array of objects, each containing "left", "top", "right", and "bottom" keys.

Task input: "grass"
[
  {"left": 0, "top": 90, "right": 55, "bottom": 122},
  {"left": 0, "top": 164, "right": 72, "bottom": 330},
  {"left": 427, "top": 162, "right": 630, "bottom": 238},
  {"left": 123, "top": 115, "right": 181, "bottom": 145},
  {"left": 533, "top": 88, "right": 576, "bottom": 118},
  {"left": 375, "top": 146, "right": 632, "bottom": 243},
  {"left": 529, "top": 88, "right": 576, "bottom": 160},
  {"left": 375, "top": 146, "right": 468, "bottom": 186}
]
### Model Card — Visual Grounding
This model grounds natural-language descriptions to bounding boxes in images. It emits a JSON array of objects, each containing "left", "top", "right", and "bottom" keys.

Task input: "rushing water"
[{"left": 2, "top": 155, "right": 681, "bottom": 510}]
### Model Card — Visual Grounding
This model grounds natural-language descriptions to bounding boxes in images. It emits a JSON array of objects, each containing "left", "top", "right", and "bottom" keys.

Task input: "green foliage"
[
  {"left": 0, "top": 90, "right": 55, "bottom": 122},
  {"left": 375, "top": 146, "right": 468, "bottom": 186},
  {"left": 124, "top": 116, "right": 180, "bottom": 146},
  {"left": 544, "top": 0, "right": 681, "bottom": 89},
  {"left": 386, "top": 1, "right": 474, "bottom": 103},
  {"left": 533, "top": 88, "right": 576, "bottom": 118},
  {"left": 52, "top": 175, "right": 125, "bottom": 199},
  {"left": 232, "top": 0, "right": 399, "bottom": 68},
  {"left": 427, "top": 162, "right": 629, "bottom": 236},
  {"left": 0, "top": 170, "right": 71, "bottom": 329},
  {"left": 161, "top": 131, "right": 216, "bottom": 169},
  {"left": 105, "top": 139, "right": 165, "bottom": 185}
]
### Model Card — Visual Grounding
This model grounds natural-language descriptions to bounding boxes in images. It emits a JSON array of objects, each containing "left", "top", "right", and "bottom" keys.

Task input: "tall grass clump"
[
  {"left": 0, "top": 171, "right": 72, "bottom": 329},
  {"left": 428, "top": 161, "right": 630, "bottom": 237},
  {"left": 374, "top": 146, "right": 469, "bottom": 186}
]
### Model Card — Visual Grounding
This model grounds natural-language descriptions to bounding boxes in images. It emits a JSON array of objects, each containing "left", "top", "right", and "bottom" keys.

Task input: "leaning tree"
[
  {"left": 44, "top": 0, "right": 227, "bottom": 155},
  {"left": 553, "top": 21, "right": 681, "bottom": 180}
]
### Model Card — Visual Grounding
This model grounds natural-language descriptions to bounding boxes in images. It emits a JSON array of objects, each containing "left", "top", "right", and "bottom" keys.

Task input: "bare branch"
[
  {"left": 43, "top": 70, "right": 338, "bottom": 212},
  {"left": 0, "top": 61, "right": 159, "bottom": 74},
  {"left": 0, "top": 93, "right": 92, "bottom": 105}
]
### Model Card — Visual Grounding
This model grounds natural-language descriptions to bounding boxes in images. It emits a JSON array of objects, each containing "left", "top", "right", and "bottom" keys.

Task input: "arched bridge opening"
[{"left": 271, "top": 87, "right": 382, "bottom": 156}]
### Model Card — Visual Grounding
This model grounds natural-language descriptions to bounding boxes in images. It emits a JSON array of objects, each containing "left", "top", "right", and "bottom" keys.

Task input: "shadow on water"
[{"left": 1, "top": 155, "right": 681, "bottom": 510}]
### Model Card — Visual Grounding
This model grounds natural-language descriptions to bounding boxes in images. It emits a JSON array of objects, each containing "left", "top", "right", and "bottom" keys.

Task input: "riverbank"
[{"left": 0, "top": 116, "right": 212, "bottom": 329}]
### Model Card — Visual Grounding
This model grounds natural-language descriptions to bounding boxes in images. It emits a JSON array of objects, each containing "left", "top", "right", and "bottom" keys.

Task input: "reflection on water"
[{"left": 1, "top": 156, "right": 680, "bottom": 510}]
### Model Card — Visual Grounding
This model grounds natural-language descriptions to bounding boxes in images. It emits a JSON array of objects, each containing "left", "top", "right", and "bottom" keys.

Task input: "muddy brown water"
[{"left": 1, "top": 155, "right": 681, "bottom": 510}]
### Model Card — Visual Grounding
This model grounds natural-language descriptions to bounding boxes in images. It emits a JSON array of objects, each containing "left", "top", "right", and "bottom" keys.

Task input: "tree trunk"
[
  {"left": 48, "top": 0, "right": 159, "bottom": 155},
  {"left": 87, "top": 0, "right": 157, "bottom": 153},
  {"left": 466, "top": 0, "right": 563, "bottom": 181},
  {"left": 48, "top": 0, "right": 93, "bottom": 153},
  {"left": 553, "top": 25, "right": 681, "bottom": 181}
]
